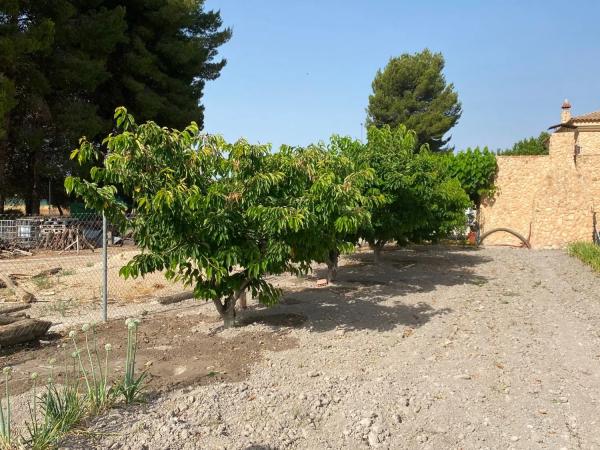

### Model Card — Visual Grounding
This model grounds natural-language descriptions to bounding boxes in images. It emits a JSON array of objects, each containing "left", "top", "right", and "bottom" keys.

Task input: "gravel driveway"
[{"left": 64, "top": 246, "right": 600, "bottom": 449}]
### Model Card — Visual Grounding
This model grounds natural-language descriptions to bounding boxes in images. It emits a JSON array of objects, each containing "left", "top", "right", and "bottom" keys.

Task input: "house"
[{"left": 480, "top": 101, "right": 600, "bottom": 248}]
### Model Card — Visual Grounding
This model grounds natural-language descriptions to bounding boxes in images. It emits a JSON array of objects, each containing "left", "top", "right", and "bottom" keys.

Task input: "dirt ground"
[
  {"left": 0, "top": 247, "right": 188, "bottom": 326},
  {"left": 5, "top": 245, "right": 600, "bottom": 449}
]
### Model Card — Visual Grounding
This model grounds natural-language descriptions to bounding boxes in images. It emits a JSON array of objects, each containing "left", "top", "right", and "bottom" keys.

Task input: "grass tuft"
[{"left": 567, "top": 242, "right": 600, "bottom": 273}]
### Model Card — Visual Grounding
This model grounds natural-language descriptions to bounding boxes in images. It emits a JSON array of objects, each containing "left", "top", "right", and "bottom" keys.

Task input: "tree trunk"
[
  {"left": 372, "top": 241, "right": 384, "bottom": 264},
  {"left": 239, "top": 290, "right": 247, "bottom": 309},
  {"left": 326, "top": 248, "right": 339, "bottom": 283},
  {"left": 25, "top": 151, "right": 40, "bottom": 215},
  {"left": 222, "top": 299, "right": 236, "bottom": 328},
  {"left": 213, "top": 280, "right": 251, "bottom": 328}
]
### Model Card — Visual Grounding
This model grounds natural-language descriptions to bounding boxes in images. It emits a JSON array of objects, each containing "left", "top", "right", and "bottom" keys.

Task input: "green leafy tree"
[
  {"left": 498, "top": 132, "right": 549, "bottom": 156},
  {"left": 446, "top": 147, "right": 497, "bottom": 210},
  {"left": 66, "top": 108, "right": 308, "bottom": 328},
  {"left": 350, "top": 125, "right": 469, "bottom": 261},
  {"left": 270, "top": 138, "right": 376, "bottom": 282},
  {"left": 366, "top": 49, "right": 462, "bottom": 152}
]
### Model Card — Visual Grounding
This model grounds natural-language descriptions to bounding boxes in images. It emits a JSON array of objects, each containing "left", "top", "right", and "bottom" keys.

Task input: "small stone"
[
  {"left": 510, "top": 436, "right": 520, "bottom": 442},
  {"left": 559, "top": 397, "right": 568, "bottom": 403},
  {"left": 359, "top": 418, "right": 372, "bottom": 428},
  {"left": 454, "top": 374, "right": 471, "bottom": 380},
  {"left": 367, "top": 431, "right": 379, "bottom": 446},
  {"left": 308, "top": 371, "right": 320, "bottom": 378}
]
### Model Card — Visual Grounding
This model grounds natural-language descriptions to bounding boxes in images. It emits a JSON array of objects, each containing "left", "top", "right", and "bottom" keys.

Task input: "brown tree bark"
[{"left": 326, "top": 248, "right": 340, "bottom": 283}]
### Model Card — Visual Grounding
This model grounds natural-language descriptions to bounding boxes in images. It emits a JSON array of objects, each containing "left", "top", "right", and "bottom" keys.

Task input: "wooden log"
[
  {"left": 0, "top": 316, "right": 23, "bottom": 325},
  {"left": 0, "top": 304, "right": 31, "bottom": 315},
  {"left": 32, "top": 267, "right": 62, "bottom": 278},
  {"left": 0, "top": 272, "right": 36, "bottom": 303},
  {"left": 156, "top": 291, "right": 195, "bottom": 305},
  {"left": 0, "top": 318, "right": 52, "bottom": 347}
]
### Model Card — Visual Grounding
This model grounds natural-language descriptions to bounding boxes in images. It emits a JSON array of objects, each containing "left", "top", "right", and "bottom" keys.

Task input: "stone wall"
[{"left": 480, "top": 130, "right": 600, "bottom": 248}]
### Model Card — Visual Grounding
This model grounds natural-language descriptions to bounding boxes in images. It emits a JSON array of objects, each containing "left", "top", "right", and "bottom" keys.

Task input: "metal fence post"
[{"left": 102, "top": 213, "right": 108, "bottom": 322}]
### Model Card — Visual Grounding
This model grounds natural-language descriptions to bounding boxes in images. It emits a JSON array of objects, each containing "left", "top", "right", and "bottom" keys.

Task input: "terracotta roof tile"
[{"left": 572, "top": 110, "right": 600, "bottom": 122}]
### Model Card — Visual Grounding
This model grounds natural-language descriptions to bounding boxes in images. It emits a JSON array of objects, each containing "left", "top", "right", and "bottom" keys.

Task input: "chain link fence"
[{"left": 0, "top": 213, "right": 190, "bottom": 329}]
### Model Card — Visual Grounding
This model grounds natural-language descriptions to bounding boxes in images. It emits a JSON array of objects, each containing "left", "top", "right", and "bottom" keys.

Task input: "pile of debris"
[
  {"left": 38, "top": 226, "right": 97, "bottom": 252},
  {"left": 0, "top": 304, "right": 51, "bottom": 347},
  {"left": 0, "top": 239, "right": 32, "bottom": 258}
]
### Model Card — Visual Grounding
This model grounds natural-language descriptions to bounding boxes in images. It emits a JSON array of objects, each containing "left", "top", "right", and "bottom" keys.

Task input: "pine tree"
[
  {"left": 0, "top": 0, "right": 54, "bottom": 212},
  {"left": 0, "top": 0, "right": 231, "bottom": 213},
  {"left": 97, "top": 0, "right": 232, "bottom": 129},
  {"left": 366, "top": 49, "right": 462, "bottom": 152}
]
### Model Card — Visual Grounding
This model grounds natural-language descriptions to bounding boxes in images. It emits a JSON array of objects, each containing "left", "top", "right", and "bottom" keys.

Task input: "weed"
[
  {"left": 32, "top": 275, "right": 55, "bottom": 290},
  {"left": 0, "top": 289, "right": 14, "bottom": 299},
  {"left": 59, "top": 269, "right": 76, "bottom": 277},
  {"left": 568, "top": 241, "right": 600, "bottom": 273},
  {"left": 45, "top": 299, "right": 74, "bottom": 318}
]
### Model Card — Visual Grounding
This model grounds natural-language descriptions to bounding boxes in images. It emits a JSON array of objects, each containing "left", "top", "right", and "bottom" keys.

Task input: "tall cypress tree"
[{"left": 367, "top": 49, "right": 462, "bottom": 152}]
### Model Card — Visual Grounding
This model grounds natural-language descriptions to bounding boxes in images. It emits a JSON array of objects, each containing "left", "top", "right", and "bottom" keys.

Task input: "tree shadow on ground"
[{"left": 243, "top": 246, "right": 491, "bottom": 334}]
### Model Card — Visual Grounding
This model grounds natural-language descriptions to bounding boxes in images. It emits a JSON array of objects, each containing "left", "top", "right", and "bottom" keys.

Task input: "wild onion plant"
[
  {"left": 117, "top": 318, "right": 146, "bottom": 404},
  {"left": 16, "top": 318, "right": 146, "bottom": 448},
  {"left": 23, "top": 357, "right": 85, "bottom": 449},
  {"left": 0, "top": 367, "right": 12, "bottom": 447},
  {"left": 69, "top": 323, "right": 115, "bottom": 413}
]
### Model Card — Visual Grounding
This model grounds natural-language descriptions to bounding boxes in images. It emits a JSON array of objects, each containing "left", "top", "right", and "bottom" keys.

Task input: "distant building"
[{"left": 480, "top": 101, "right": 600, "bottom": 248}]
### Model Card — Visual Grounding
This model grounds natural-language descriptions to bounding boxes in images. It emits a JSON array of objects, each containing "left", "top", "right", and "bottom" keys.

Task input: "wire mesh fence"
[{"left": 0, "top": 213, "right": 189, "bottom": 328}]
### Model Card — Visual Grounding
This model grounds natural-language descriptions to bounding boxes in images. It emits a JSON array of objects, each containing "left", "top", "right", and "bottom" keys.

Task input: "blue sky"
[{"left": 202, "top": 0, "right": 600, "bottom": 151}]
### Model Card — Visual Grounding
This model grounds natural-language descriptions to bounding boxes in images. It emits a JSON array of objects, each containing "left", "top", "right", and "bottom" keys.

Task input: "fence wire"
[{"left": 0, "top": 213, "right": 189, "bottom": 328}]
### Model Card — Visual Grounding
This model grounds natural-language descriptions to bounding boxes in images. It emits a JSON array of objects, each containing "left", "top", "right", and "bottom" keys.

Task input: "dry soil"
[{"left": 9, "top": 245, "right": 600, "bottom": 449}]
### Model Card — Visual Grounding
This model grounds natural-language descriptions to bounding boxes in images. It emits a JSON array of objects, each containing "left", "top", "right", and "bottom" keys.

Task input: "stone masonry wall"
[{"left": 480, "top": 130, "right": 600, "bottom": 248}]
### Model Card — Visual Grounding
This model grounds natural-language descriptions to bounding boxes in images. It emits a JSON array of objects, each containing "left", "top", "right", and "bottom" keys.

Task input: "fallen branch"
[
  {"left": 156, "top": 291, "right": 195, "bottom": 305},
  {"left": 0, "top": 273, "right": 36, "bottom": 303},
  {"left": 32, "top": 267, "right": 62, "bottom": 278}
]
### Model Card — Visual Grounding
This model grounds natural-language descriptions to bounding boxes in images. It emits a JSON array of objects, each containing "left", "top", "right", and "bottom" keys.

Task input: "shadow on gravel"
[{"left": 269, "top": 245, "right": 491, "bottom": 333}]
